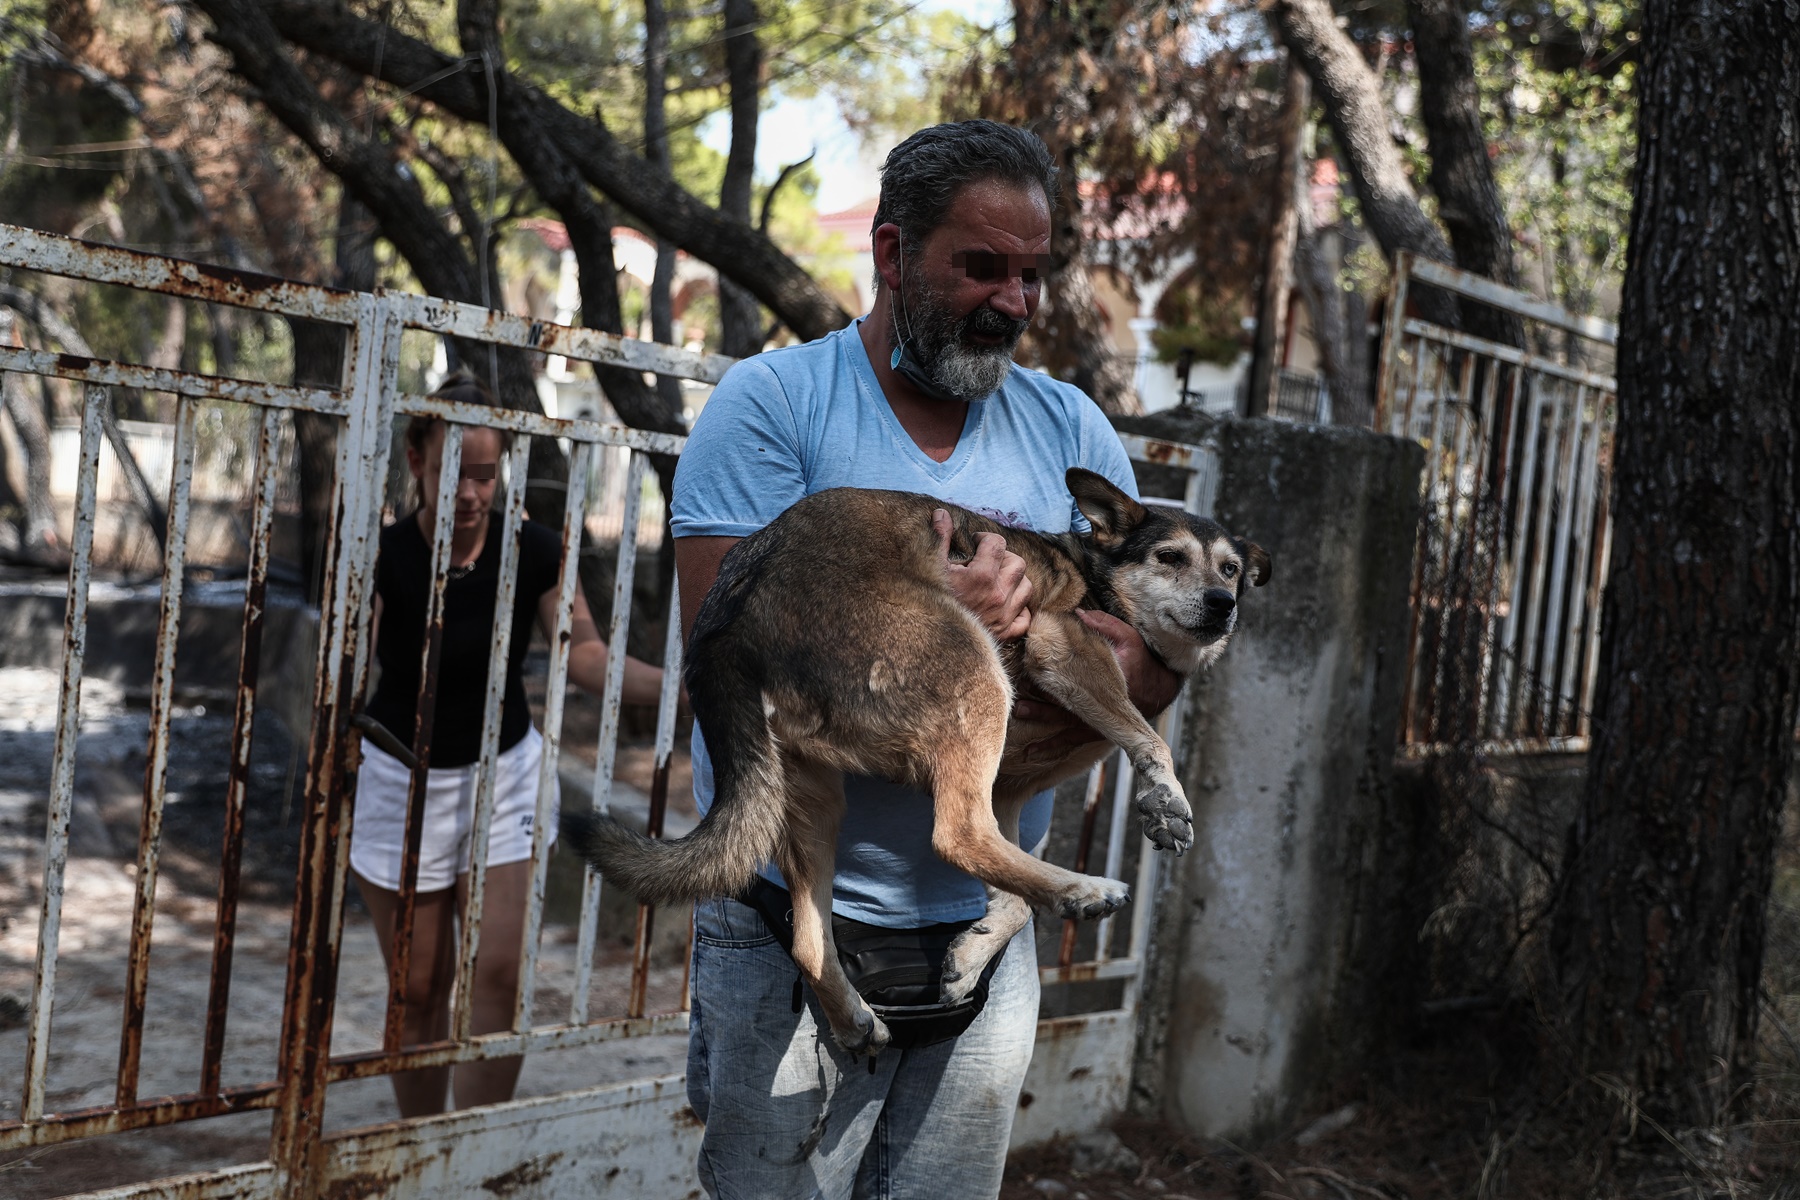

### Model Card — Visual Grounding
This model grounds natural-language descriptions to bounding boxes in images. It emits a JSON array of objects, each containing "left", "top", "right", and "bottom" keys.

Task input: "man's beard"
[{"left": 896, "top": 266, "right": 1029, "bottom": 400}]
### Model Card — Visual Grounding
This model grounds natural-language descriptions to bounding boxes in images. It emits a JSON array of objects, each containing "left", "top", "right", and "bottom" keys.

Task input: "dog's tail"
[{"left": 559, "top": 587, "right": 785, "bottom": 906}]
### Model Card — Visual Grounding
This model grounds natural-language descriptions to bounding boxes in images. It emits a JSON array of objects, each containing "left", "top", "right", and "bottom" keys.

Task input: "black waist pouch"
[{"left": 738, "top": 876, "right": 1005, "bottom": 1051}]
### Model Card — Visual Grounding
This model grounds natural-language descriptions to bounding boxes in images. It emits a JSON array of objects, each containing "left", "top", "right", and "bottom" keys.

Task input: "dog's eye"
[
  {"left": 1221, "top": 562, "right": 1239, "bottom": 578},
  {"left": 1156, "top": 549, "right": 1186, "bottom": 567}
]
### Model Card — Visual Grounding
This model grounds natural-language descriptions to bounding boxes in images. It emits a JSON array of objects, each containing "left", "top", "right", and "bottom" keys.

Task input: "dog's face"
[{"left": 1068, "top": 468, "right": 1271, "bottom": 674}]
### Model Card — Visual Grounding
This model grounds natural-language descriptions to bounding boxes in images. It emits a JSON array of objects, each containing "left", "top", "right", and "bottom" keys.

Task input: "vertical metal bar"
[
  {"left": 628, "top": 580, "right": 684, "bottom": 1019},
  {"left": 117, "top": 394, "right": 199, "bottom": 1107},
  {"left": 1477, "top": 366, "right": 1525, "bottom": 738},
  {"left": 1420, "top": 352, "right": 1478, "bottom": 739},
  {"left": 573, "top": 449, "right": 648, "bottom": 1024},
  {"left": 513, "top": 442, "right": 595, "bottom": 1033},
  {"left": 451, "top": 434, "right": 532, "bottom": 1043},
  {"left": 1577, "top": 411, "right": 1617, "bottom": 738},
  {"left": 269, "top": 296, "right": 399, "bottom": 1195},
  {"left": 1374, "top": 252, "right": 1412, "bottom": 432},
  {"left": 1398, "top": 344, "right": 1454, "bottom": 743},
  {"left": 1092, "top": 748, "right": 1137, "bottom": 964},
  {"left": 384, "top": 422, "right": 463, "bottom": 1056},
  {"left": 1399, "top": 335, "right": 1430, "bottom": 444},
  {"left": 1182, "top": 441, "right": 1218, "bottom": 519},
  {"left": 200, "top": 405, "right": 282, "bottom": 1097},
  {"left": 1120, "top": 757, "right": 1164, "bottom": 1013},
  {"left": 22, "top": 384, "right": 104, "bottom": 1124},
  {"left": 1529, "top": 382, "right": 1586, "bottom": 734},
  {"left": 1516, "top": 379, "right": 1576, "bottom": 734},
  {"left": 1459, "top": 358, "right": 1504, "bottom": 736},
  {"left": 1058, "top": 762, "right": 1108, "bottom": 969},
  {"left": 1554, "top": 391, "right": 1605, "bottom": 733},
  {"left": 1492, "top": 372, "right": 1548, "bottom": 737}
]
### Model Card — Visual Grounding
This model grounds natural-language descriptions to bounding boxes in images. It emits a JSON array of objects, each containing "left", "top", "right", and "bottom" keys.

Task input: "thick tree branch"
[
  {"left": 260, "top": 0, "right": 851, "bottom": 341},
  {"left": 1261, "top": 0, "right": 1454, "bottom": 269},
  {"left": 454, "top": 0, "right": 683, "bottom": 440},
  {"left": 717, "top": 0, "right": 765, "bottom": 358},
  {"left": 191, "top": 0, "right": 544, "bottom": 424},
  {"left": 1405, "top": 0, "right": 1515, "bottom": 285}
]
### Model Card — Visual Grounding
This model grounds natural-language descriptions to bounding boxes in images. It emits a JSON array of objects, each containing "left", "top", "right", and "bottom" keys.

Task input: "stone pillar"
[{"left": 1111, "top": 410, "right": 1424, "bottom": 1140}]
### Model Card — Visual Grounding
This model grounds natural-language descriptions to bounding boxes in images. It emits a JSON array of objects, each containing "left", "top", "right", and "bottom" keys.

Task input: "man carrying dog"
[{"left": 670, "top": 119, "right": 1179, "bottom": 1199}]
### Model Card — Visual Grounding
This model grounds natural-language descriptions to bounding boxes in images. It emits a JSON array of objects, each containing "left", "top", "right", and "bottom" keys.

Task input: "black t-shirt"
[{"left": 365, "top": 512, "right": 564, "bottom": 768}]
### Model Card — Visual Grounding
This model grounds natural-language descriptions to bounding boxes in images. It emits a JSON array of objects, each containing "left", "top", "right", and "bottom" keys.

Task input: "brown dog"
[{"left": 564, "top": 468, "right": 1269, "bottom": 1053}]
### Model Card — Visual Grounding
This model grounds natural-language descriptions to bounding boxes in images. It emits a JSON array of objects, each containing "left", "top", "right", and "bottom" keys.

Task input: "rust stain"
[
  {"left": 324, "top": 1169, "right": 401, "bottom": 1200},
  {"left": 481, "top": 1152, "right": 562, "bottom": 1196}
]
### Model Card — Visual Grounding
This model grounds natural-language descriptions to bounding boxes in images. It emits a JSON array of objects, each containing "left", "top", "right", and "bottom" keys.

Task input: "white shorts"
[{"left": 349, "top": 724, "right": 560, "bottom": 893}]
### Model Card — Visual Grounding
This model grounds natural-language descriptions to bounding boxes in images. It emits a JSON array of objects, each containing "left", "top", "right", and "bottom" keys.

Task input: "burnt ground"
[{"left": 1003, "top": 810, "right": 1800, "bottom": 1200}]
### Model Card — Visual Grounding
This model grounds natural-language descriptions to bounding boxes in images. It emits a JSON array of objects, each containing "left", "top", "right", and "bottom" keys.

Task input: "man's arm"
[{"left": 676, "top": 535, "right": 741, "bottom": 646}]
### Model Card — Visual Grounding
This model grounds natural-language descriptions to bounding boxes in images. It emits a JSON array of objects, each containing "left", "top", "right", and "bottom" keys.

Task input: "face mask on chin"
[{"left": 890, "top": 254, "right": 1028, "bottom": 402}]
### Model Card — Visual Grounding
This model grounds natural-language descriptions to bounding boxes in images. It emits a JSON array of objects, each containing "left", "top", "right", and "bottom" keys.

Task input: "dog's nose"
[{"left": 1203, "top": 588, "right": 1236, "bottom": 619}]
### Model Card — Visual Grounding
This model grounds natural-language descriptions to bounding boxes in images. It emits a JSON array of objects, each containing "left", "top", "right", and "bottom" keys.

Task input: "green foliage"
[
  {"left": 1150, "top": 279, "right": 1245, "bottom": 367},
  {"left": 1149, "top": 324, "right": 1240, "bottom": 368},
  {"left": 1479, "top": 2, "right": 1637, "bottom": 320}
]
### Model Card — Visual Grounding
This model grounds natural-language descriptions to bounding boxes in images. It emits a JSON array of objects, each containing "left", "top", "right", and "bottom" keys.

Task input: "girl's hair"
[{"left": 405, "top": 369, "right": 514, "bottom": 506}]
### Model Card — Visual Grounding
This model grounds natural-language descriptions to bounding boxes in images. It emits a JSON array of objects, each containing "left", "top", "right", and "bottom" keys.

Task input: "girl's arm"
[{"left": 538, "top": 580, "right": 667, "bottom": 706}]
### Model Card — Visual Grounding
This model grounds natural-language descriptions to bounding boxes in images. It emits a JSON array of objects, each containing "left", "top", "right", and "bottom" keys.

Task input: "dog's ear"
[
  {"left": 1067, "top": 468, "right": 1146, "bottom": 547},
  {"left": 1242, "top": 542, "right": 1272, "bottom": 587}
]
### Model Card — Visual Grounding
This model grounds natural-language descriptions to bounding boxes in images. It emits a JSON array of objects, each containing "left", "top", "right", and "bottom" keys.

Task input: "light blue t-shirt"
[{"left": 671, "top": 321, "right": 1138, "bottom": 926}]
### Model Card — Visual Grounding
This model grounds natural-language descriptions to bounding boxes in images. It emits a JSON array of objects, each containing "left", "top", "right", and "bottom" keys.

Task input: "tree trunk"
[
  {"left": 1263, "top": 0, "right": 1452, "bottom": 268},
  {"left": 1246, "top": 61, "right": 1308, "bottom": 419},
  {"left": 1405, "top": 0, "right": 1523, "bottom": 346},
  {"left": 643, "top": 0, "right": 687, "bottom": 417},
  {"left": 1406, "top": 0, "right": 1515, "bottom": 285},
  {"left": 717, "top": 0, "right": 765, "bottom": 359},
  {"left": 1031, "top": 135, "right": 1136, "bottom": 415},
  {"left": 1553, "top": 0, "right": 1800, "bottom": 1131},
  {"left": 1294, "top": 210, "right": 1372, "bottom": 428},
  {"left": 0, "top": 308, "right": 60, "bottom": 563}
]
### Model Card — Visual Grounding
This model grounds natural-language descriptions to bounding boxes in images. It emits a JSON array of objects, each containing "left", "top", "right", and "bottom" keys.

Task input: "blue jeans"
[{"left": 686, "top": 895, "right": 1040, "bottom": 1199}]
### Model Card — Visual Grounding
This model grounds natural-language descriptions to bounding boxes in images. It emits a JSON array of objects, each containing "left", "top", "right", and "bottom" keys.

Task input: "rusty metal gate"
[
  {"left": 0, "top": 224, "right": 1181, "bottom": 1197},
  {"left": 1376, "top": 253, "right": 1619, "bottom": 754}
]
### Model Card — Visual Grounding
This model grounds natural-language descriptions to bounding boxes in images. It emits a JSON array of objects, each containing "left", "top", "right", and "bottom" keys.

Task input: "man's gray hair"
[{"left": 872, "top": 121, "right": 1059, "bottom": 253}]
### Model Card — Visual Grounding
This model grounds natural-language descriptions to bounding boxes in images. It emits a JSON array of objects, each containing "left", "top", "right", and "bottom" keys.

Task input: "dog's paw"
[
  {"left": 939, "top": 935, "right": 999, "bottom": 1004},
  {"left": 1137, "top": 782, "right": 1194, "bottom": 855},
  {"left": 1052, "top": 874, "right": 1130, "bottom": 920},
  {"left": 830, "top": 1004, "right": 891, "bottom": 1057},
  {"left": 940, "top": 962, "right": 983, "bottom": 1005}
]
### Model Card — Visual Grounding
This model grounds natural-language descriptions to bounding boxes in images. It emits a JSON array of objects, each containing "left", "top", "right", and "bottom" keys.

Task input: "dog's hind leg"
[
  {"left": 775, "top": 757, "right": 889, "bottom": 1057},
  {"left": 927, "top": 660, "right": 1129, "bottom": 925},
  {"left": 940, "top": 791, "right": 1033, "bottom": 1004}
]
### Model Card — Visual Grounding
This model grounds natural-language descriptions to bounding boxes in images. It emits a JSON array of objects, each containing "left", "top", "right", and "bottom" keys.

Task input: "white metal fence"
[
  {"left": 0, "top": 223, "right": 1202, "bottom": 1196},
  {"left": 1376, "top": 253, "right": 1619, "bottom": 753}
]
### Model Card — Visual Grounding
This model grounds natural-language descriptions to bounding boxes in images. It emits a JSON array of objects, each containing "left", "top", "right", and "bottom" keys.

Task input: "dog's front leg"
[
  {"left": 777, "top": 759, "right": 890, "bottom": 1056},
  {"left": 1024, "top": 612, "right": 1193, "bottom": 855},
  {"left": 940, "top": 791, "right": 1033, "bottom": 1004}
]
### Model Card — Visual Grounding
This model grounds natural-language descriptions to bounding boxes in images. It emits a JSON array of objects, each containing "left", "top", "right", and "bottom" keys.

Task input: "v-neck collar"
[{"left": 845, "top": 321, "right": 986, "bottom": 484}]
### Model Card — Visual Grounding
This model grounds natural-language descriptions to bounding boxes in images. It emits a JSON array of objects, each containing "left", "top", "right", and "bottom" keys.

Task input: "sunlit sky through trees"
[{"left": 698, "top": 0, "right": 1011, "bottom": 212}]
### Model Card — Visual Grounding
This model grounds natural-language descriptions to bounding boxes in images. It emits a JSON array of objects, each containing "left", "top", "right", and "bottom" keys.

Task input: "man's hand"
[
  {"left": 1014, "top": 610, "right": 1183, "bottom": 762},
  {"left": 934, "top": 509, "right": 1032, "bottom": 640}
]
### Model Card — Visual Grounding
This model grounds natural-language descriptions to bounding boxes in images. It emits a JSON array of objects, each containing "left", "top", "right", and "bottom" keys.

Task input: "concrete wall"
[{"left": 1111, "top": 411, "right": 1424, "bottom": 1141}]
